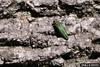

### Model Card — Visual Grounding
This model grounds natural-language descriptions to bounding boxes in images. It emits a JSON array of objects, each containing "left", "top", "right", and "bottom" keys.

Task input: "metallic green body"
[{"left": 52, "top": 20, "right": 68, "bottom": 40}]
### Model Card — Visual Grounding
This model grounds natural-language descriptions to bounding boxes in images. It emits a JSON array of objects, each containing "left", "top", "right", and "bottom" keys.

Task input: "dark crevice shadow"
[
  {"left": 0, "top": 1, "right": 95, "bottom": 19},
  {"left": 61, "top": 52, "right": 73, "bottom": 60},
  {"left": 92, "top": 38, "right": 100, "bottom": 44},
  {"left": 58, "top": 0, "right": 94, "bottom": 18},
  {"left": 88, "top": 51, "right": 100, "bottom": 59},
  {"left": 17, "top": 2, "right": 43, "bottom": 18},
  {"left": 17, "top": 2, "right": 60, "bottom": 18},
  {"left": 0, "top": 38, "right": 28, "bottom": 47},
  {"left": 0, "top": 61, "right": 62, "bottom": 67},
  {"left": 0, "top": 63, "right": 37, "bottom": 67}
]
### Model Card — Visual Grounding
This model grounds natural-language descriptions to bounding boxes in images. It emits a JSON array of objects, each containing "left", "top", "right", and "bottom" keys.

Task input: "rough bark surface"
[{"left": 0, "top": 0, "right": 100, "bottom": 67}]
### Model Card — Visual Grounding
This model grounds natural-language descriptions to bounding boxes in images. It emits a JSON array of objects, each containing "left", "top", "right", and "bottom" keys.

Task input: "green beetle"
[{"left": 52, "top": 20, "right": 68, "bottom": 40}]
